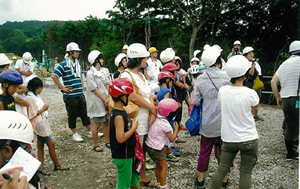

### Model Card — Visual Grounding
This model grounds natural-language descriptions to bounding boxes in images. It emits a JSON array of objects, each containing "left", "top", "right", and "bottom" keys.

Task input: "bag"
[
  {"left": 252, "top": 76, "right": 264, "bottom": 91},
  {"left": 185, "top": 98, "right": 203, "bottom": 136},
  {"left": 109, "top": 70, "right": 140, "bottom": 118},
  {"left": 35, "top": 116, "right": 52, "bottom": 137}
]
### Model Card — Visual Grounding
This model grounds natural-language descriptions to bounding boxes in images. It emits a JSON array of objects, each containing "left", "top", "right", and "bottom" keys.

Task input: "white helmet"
[
  {"left": 23, "top": 75, "right": 37, "bottom": 88},
  {"left": 12, "top": 56, "right": 17, "bottom": 60},
  {"left": 226, "top": 55, "right": 251, "bottom": 78},
  {"left": 127, "top": 43, "right": 150, "bottom": 59},
  {"left": 213, "top": 44, "right": 222, "bottom": 50},
  {"left": 190, "top": 57, "right": 200, "bottom": 63},
  {"left": 88, "top": 50, "right": 102, "bottom": 64},
  {"left": 0, "top": 53, "right": 12, "bottom": 66},
  {"left": 114, "top": 53, "right": 127, "bottom": 67},
  {"left": 0, "top": 111, "right": 34, "bottom": 144},
  {"left": 66, "top": 42, "right": 81, "bottom": 52},
  {"left": 242, "top": 46, "right": 254, "bottom": 55},
  {"left": 160, "top": 48, "right": 175, "bottom": 63},
  {"left": 289, "top": 40, "right": 300, "bottom": 54},
  {"left": 203, "top": 44, "right": 211, "bottom": 50},
  {"left": 22, "top": 52, "right": 32, "bottom": 64},
  {"left": 233, "top": 40, "right": 241, "bottom": 46},
  {"left": 193, "top": 50, "right": 201, "bottom": 57},
  {"left": 190, "top": 65, "right": 200, "bottom": 75},
  {"left": 122, "top": 44, "right": 129, "bottom": 50},
  {"left": 202, "top": 46, "right": 222, "bottom": 67}
]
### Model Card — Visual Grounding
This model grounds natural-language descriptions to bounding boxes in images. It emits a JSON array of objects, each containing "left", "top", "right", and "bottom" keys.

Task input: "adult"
[
  {"left": 145, "top": 47, "right": 163, "bottom": 84},
  {"left": 243, "top": 46, "right": 264, "bottom": 121},
  {"left": 51, "top": 42, "right": 92, "bottom": 142},
  {"left": 0, "top": 111, "right": 50, "bottom": 189},
  {"left": 119, "top": 43, "right": 157, "bottom": 187},
  {"left": 211, "top": 55, "right": 259, "bottom": 189},
  {"left": 113, "top": 53, "right": 127, "bottom": 79},
  {"left": 122, "top": 44, "right": 129, "bottom": 55},
  {"left": 271, "top": 40, "right": 300, "bottom": 160},
  {"left": 10, "top": 56, "right": 17, "bottom": 70},
  {"left": 15, "top": 52, "right": 34, "bottom": 82},
  {"left": 227, "top": 40, "right": 242, "bottom": 61},
  {"left": 86, "top": 50, "right": 110, "bottom": 152},
  {"left": 192, "top": 46, "right": 230, "bottom": 188}
]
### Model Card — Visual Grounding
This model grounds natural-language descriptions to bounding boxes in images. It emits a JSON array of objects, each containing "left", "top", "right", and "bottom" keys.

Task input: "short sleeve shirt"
[{"left": 15, "top": 60, "right": 34, "bottom": 83}]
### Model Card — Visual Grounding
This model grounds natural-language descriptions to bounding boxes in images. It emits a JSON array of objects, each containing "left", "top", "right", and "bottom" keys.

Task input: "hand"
[
  {"left": 174, "top": 121, "right": 179, "bottom": 131},
  {"left": 131, "top": 119, "right": 139, "bottom": 129},
  {"left": 277, "top": 98, "right": 282, "bottom": 108},
  {"left": 62, "top": 87, "right": 72, "bottom": 94},
  {"left": 42, "top": 104, "right": 49, "bottom": 111},
  {"left": 148, "top": 112, "right": 156, "bottom": 125},
  {"left": 82, "top": 87, "right": 86, "bottom": 91},
  {"left": 1, "top": 169, "right": 29, "bottom": 189},
  {"left": 0, "top": 167, "right": 23, "bottom": 187},
  {"left": 104, "top": 99, "right": 109, "bottom": 107},
  {"left": 184, "top": 84, "right": 190, "bottom": 91},
  {"left": 177, "top": 102, "right": 182, "bottom": 108}
]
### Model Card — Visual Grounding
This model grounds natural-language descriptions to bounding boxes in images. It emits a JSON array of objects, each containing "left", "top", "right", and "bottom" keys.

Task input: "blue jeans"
[{"left": 211, "top": 140, "right": 258, "bottom": 189}]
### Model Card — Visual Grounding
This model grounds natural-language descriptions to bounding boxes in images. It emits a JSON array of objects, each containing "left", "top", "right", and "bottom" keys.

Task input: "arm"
[
  {"left": 270, "top": 74, "right": 282, "bottom": 107},
  {"left": 15, "top": 96, "right": 29, "bottom": 107},
  {"left": 167, "top": 122, "right": 179, "bottom": 143},
  {"left": 251, "top": 103, "right": 260, "bottom": 117},
  {"left": 19, "top": 70, "right": 32, "bottom": 76},
  {"left": 249, "top": 62, "right": 256, "bottom": 76},
  {"left": 51, "top": 74, "right": 71, "bottom": 93},
  {"left": 81, "top": 76, "right": 86, "bottom": 91},
  {"left": 129, "top": 92, "right": 156, "bottom": 115},
  {"left": 174, "top": 80, "right": 185, "bottom": 89},
  {"left": 36, "top": 104, "right": 49, "bottom": 116},
  {"left": 16, "top": 85, "right": 27, "bottom": 94},
  {"left": 115, "top": 116, "right": 138, "bottom": 144},
  {"left": 164, "top": 92, "right": 170, "bottom": 99}
]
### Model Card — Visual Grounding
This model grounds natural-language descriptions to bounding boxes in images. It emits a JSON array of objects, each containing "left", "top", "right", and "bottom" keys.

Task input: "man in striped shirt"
[{"left": 51, "top": 42, "right": 92, "bottom": 142}]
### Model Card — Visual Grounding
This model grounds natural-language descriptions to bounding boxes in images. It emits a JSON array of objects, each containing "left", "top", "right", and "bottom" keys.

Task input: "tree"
[{"left": 2, "top": 29, "right": 26, "bottom": 56}]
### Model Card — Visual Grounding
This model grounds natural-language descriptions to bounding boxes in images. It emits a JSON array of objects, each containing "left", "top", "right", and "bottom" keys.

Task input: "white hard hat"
[
  {"left": 12, "top": 56, "right": 17, "bottom": 60},
  {"left": 23, "top": 75, "right": 37, "bottom": 88},
  {"left": 233, "top": 40, "right": 241, "bottom": 46},
  {"left": 127, "top": 43, "right": 150, "bottom": 59},
  {"left": 226, "top": 55, "right": 251, "bottom": 78},
  {"left": 114, "top": 53, "right": 127, "bottom": 67},
  {"left": 190, "top": 65, "right": 200, "bottom": 75},
  {"left": 193, "top": 50, "right": 201, "bottom": 57},
  {"left": 289, "top": 40, "right": 300, "bottom": 54},
  {"left": 66, "top": 42, "right": 81, "bottom": 52},
  {"left": 88, "top": 50, "right": 102, "bottom": 64},
  {"left": 242, "top": 46, "right": 254, "bottom": 55},
  {"left": 202, "top": 46, "right": 222, "bottom": 67},
  {"left": 190, "top": 57, "right": 200, "bottom": 63},
  {"left": 0, "top": 53, "right": 12, "bottom": 66},
  {"left": 203, "top": 44, "right": 211, "bottom": 50},
  {"left": 0, "top": 111, "right": 34, "bottom": 144},
  {"left": 22, "top": 52, "right": 32, "bottom": 64},
  {"left": 213, "top": 44, "right": 222, "bottom": 50},
  {"left": 160, "top": 48, "right": 175, "bottom": 63},
  {"left": 122, "top": 44, "right": 129, "bottom": 50}
]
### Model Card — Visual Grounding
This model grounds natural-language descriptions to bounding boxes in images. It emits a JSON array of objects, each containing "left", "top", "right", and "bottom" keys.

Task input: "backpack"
[{"left": 185, "top": 98, "right": 203, "bottom": 136}]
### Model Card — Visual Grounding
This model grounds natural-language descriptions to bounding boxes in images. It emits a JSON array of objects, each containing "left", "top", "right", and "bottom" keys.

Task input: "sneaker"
[
  {"left": 166, "top": 152, "right": 179, "bottom": 162},
  {"left": 175, "top": 138, "right": 186, "bottom": 143},
  {"left": 171, "top": 148, "right": 181, "bottom": 157},
  {"left": 166, "top": 162, "right": 170, "bottom": 168},
  {"left": 254, "top": 116, "right": 264, "bottom": 121},
  {"left": 195, "top": 178, "right": 205, "bottom": 189},
  {"left": 180, "top": 125, "right": 188, "bottom": 130},
  {"left": 286, "top": 153, "right": 299, "bottom": 161},
  {"left": 171, "top": 146, "right": 180, "bottom": 152},
  {"left": 145, "top": 162, "right": 155, "bottom": 170},
  {"left": 73, "top": 133, "right": 84, "bottom": 142},
  {"left": 88, "top": 132, "right": 104, "bottom": 138},
  {"left": 221, "top": 180, "right": 228, "bottom": 188}
]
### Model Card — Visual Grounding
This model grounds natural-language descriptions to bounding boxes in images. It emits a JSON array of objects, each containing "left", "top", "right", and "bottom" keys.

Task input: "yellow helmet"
[{"left": 148, "top": 47, "right": 158, "bottom": 53}]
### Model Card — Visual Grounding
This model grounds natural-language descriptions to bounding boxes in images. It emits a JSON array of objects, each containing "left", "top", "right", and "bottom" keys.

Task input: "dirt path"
[{"left": 37, "top": 86, "right": 298, "bottom": 189}]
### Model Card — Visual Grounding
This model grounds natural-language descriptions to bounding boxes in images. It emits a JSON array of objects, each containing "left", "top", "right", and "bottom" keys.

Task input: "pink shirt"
[{"left": 145, "top": 117, "right": 172, "bottom": 150}]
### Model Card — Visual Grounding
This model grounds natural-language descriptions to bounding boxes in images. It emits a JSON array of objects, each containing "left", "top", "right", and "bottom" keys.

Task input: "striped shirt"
[{"left": 53, "top": 60, "right": 83, "bottom": 98}]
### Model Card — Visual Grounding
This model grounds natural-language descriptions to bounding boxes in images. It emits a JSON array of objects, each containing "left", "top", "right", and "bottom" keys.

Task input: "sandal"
[
  {"left": 105, "top": 143, "right": 111, "bottom": 149},
  {"left": 41, "top": 186, "right": 51, "bottom": 189},
  {"left": 54, "top": 164, "right": 70, "bottom": 171},
  {"left": 93, "top": 146, "right": 103, "bottom": 152},
  {"left": 139, "top": 180, "right": 157, "bottom": 188},
  {"left": 38, "top": 167, "right": 51, "bottom": 176}
]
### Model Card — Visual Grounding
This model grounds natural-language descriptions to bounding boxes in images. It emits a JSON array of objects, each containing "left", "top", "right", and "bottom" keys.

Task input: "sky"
[{"left": 0, "top": 0, "right": 116, "bottom": 25}]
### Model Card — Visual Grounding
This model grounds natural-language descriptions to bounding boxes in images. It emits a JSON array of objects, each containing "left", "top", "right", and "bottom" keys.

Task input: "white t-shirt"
[
  {"left": 146, "top": 58, "right": 163, "bottom": 84},
  {"left": 15, "top": 60, "right": 34, "bottom": 83},
  {"left": 120, "top": 69, "right": 152, "bottom": 135},
  {"left": 275, "top": 55, "right": 300, "bottom": 98},
  {"left": 218, "top": 85, "right": 259, "bottom": 142}
]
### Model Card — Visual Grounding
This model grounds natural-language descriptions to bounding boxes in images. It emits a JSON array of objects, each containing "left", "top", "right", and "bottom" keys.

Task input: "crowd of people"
[{"left": 0, "top": 39, "right": 299, "bottom": 189}]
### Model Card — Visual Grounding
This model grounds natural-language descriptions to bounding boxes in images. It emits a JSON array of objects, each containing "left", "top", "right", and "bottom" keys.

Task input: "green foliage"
[{"left": 2, "top": 29, "right": 26, "bottom": 56}]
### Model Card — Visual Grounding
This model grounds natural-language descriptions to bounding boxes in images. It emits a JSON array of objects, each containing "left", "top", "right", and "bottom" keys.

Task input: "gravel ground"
[{"left": 36, "top": 86, "right": 298, "bottom": 189}]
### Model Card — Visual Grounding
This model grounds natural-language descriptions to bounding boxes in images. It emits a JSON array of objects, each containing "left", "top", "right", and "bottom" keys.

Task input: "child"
[
  {"left": 25, "top": 75, "right": 69, "bottom": 175},
  {"left": 109, "top": 78, "right": 140, "bottom": 189},
  {"left": 211, "top": 55, "right": 259, "bottom": 189},
  {"left": 0, "top": 69, "right": 23, "bottom": 111},
  {"left": 114, "top": 53, "right": 127, "bottom": 79},
  {"left": 145, "top": 98, "right": 180, "bottom": 189}
]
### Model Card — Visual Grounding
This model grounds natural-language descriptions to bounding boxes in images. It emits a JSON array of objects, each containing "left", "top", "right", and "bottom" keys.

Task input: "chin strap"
[{"left": 119, "top": 95, "right": 129, "bottom": 106}]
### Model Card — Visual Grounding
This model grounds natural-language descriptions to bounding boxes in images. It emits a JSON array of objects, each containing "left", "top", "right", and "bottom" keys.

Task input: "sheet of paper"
[{"left": 0, "top": 147, "right": 41, "bottom": 181}]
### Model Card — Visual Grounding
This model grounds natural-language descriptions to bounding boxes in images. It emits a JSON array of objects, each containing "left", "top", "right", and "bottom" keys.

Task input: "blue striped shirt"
[{"left": 53, "top": 60, "right": 83, "bottom": 98}]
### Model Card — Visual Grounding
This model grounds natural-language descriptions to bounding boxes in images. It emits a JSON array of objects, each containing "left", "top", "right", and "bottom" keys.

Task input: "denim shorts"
[{"left": 37, "top": 135, "right": 52, "bottom": 143}]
